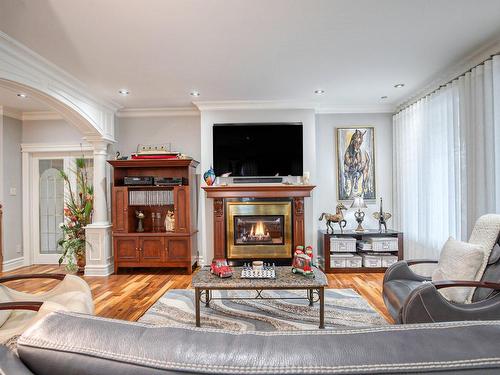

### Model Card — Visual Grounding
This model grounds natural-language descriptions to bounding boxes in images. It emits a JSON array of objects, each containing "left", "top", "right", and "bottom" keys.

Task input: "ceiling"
[
  {"left": 0, "top": 0, "right": 500, "bottom": 109},
  {"left": 0, "top": 85, "right": 50, "bottom": 113}
]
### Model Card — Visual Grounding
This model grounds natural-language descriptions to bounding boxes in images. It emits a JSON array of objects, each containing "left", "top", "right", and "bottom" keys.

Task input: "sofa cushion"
[
  {"left": 15, "top": 311, "right": 500, "bottom": 374},
  {"left": 432, "top": 237, "right": 484, "bottom": 303}
]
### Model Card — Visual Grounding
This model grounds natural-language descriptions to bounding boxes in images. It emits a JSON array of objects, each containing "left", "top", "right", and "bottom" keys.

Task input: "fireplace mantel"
[
  {"left": 202, "top": 184, "right": 315, "bottom": 261},
  {"left": 202, "top": 184, "right": 315, "bottom": 198}
]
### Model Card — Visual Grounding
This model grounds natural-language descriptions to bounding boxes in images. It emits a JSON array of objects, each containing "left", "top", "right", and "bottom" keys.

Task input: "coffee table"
[{"left": 191, "top": 266, "right": 328, "bottom": 329}]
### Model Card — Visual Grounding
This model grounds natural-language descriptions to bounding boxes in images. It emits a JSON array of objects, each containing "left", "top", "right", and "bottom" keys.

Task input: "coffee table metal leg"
[
  {"left": 319, "top": 287, "right": 325, "bottom": 329},
  {"left": 205, "top": 289, "right": 210, "bottom": 307},
  {"left": 308, "top": 288, "right": 314, "bottom": 306},
  {"left": 195, "top": 288, "right": 201, "bottom": 327}
]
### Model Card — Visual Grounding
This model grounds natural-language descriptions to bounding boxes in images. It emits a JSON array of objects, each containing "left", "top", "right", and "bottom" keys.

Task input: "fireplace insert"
[{"left": 226, "top": 200, "right": 292, "bottom": 260}]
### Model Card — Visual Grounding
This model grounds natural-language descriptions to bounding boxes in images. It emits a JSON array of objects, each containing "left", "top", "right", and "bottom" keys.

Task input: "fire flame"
[{"left": 250, "top": 221, "right": 266, "bottom": 237}]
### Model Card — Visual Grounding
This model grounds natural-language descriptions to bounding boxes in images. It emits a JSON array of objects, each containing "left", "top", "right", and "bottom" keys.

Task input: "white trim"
[
  {"left": 83, "top": 263, "right": 114, "bottom": 277},
  {"left": 193, "top": 100, "right": 317, "bottom": 111},
  {"left": 117, "top": 107, "right": 199, "bottom": 118},
  {"left": 0, "top": 31, "right": 117, "bottom": 140},
  {"left": 21, "top": 143, "right": 93, "bottom": 153},
  {"left": 2, "top": 106, "right": 22, "bottom": 120},
  {"left": 22, "top": 110, "right": 63, "bottom": 121},
  {"left": 396, "top": 35, "right": 500, "bottom": 111},
  {"left": 315, "top": 104, "right": 395, "bottom": 114},
  {"left": 2, "top": 257, "right": 25, "bottom": 272}
]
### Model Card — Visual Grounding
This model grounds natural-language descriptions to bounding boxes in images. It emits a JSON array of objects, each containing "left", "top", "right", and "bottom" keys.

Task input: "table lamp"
[{"left": 350, "top": 196, "right": 367, "bottom": 232}]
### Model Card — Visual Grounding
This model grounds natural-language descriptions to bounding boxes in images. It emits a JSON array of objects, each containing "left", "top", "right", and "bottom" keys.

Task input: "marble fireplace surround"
[{"left": 201, "top": 185, "right": 315, "bottom": 262}]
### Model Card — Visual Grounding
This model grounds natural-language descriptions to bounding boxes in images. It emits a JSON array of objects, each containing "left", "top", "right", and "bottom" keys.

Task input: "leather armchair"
[{"left": 383, "top": 242, "right": 500, "bottom": 323}]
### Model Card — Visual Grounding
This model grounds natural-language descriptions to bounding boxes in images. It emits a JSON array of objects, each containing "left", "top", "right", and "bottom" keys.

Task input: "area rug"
[{"left": 138, "top": 289, "right": 387, "bottom": 331}]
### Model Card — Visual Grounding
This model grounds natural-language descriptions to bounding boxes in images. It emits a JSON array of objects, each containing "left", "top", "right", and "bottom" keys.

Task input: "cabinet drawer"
[
  {"left": 114, "top": 237, "right": 139, "bottom": 262},
  {"left": 166, "top": 238, "right": 190, "bottom": 261},
  {"left": 140, "top": 236, "right": 165, "bottom": 262}
]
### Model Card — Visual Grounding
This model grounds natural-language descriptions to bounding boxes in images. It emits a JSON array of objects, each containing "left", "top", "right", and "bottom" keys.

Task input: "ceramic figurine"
[
  {"left": 135, "top": 210, "right": 145, "bottom": 232},
  {"left": 318, "top": 203, "right": 347, "bottom": 234},
  {"left": 203, "top": 166, "right": 216, "bottom": 186},
  {"left": 291, "top": 246, "right": 314, "bottom": 277},
  {"left": 372, "top": 197, "right": 392, "bottom": 232},
  {"left": 164, "top": 210, "right": 175, "bottom": 232}
]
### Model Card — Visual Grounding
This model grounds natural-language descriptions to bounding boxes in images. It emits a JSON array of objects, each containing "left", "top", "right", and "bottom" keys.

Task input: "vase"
[
  {"left": 203, "top": 166, "right": 216, "bottom": 186},
  {"left": 76, "top": 253, "right": 86, "bottom": 273}
]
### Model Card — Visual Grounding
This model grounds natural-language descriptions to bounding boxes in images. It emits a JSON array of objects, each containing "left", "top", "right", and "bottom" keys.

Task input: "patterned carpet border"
[{"left": 139, "top": 288, "right": 387, "bottom": 331}]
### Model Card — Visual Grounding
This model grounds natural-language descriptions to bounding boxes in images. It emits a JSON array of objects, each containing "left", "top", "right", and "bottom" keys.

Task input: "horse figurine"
[
  {"left": 372, "top": 197, "right": 392, "bottom": 232},
  {"left": 343, "top": 129, "right": 371, "bottom": 198},
  {"left": 318, "top": 203, "right": 347, "bottom": 234}
]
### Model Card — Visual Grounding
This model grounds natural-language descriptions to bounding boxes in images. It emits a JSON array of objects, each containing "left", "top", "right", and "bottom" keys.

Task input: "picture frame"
[{"left": 336, "top": 126, "right": 376, "bottom": 201}]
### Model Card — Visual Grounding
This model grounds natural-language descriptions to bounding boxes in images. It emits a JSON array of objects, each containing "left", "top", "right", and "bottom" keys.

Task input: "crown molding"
[
  {"left": 21, "top": 142, "right": 93, "bottom": 153},
  {"left": 1, "top": 106, "right": 22, "bottom": 120},
  {"left": 116, "top": 107, "right": 199, "bottom": 118},
  {"left": 192, "top": 100, "right": 317, "bottom": 111},
  {"left": 315, "top": 104, "right": 395, "bottom": 114},
  {"left": 22, "top": 110, "right": 63, "bottom": 121},
  {"left": 0, "top": 31, "right": 117, "bottom": 140},
  {"left": 396, "top": 35, "right": 500, "bottom": 111}
]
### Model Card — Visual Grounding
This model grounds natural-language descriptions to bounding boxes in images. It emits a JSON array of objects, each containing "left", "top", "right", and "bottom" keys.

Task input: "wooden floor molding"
[{"left": 0, "top": 265, "right": 393, "bottom": 323}]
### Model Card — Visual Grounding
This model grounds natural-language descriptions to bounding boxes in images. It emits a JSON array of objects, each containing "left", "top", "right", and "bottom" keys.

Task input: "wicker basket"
[
  {"left": 368, "top": 237, "right": 399, "bottom": 252},
  {"left": 330, "top": 237, "right": 357, "bottom": 253}
]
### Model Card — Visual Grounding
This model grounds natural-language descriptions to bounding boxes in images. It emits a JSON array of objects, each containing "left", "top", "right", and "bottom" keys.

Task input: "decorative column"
[
  {"left": 84, "top": 138, "right": 113, "bottom": 276},
  {"left": 213, "top": 198, "right": 225, "bottom": 258}
]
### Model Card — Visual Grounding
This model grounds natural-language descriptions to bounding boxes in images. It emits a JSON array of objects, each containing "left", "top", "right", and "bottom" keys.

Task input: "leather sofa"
[{"left": 2, "top": 311, "right": 500, "bottom": 374}]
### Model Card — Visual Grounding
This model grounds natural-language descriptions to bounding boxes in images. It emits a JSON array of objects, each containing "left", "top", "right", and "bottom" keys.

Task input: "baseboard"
[
  {"left": 84, "top": 262, "right": 114, "bottom": 277},
  {"left": 2, "top": 257, "right": 25, "bottom": 272}
]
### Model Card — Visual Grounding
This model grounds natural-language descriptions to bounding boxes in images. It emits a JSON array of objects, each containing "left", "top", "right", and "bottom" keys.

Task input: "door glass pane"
[{"left": 39, "top": 159, "right": 64, "bottom": 254}]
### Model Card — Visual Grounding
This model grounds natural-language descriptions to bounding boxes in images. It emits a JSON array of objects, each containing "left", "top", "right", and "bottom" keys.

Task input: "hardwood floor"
[{"left": 0, "top": 265, "right": 393, "bottom": 323}]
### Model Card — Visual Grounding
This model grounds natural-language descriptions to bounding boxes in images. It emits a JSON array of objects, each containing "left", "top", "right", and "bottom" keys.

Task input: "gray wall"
[
  {"left": 315, "top": 113, "right": 393, "bottom": 231},
  {"left": 2, "top": 115, "right": 23, "bottom": 262},
  {"left": 22, "top": 119, "right": 83, "bottom": 143},
  {"left": 116, "top": 115, "right": 201, "bottom": 161}
]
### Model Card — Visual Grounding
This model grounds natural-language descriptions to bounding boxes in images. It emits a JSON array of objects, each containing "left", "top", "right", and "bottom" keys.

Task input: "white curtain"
[{"left": 393, "top": 55, "right": 500, "bottom": 259}]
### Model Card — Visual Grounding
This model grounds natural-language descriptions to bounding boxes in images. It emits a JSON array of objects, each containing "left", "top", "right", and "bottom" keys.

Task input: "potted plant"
[{"left": 58, "top": 158, "right": 93, "bottom": 273}]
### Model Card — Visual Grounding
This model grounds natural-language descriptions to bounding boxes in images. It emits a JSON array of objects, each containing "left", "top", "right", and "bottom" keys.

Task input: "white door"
[{"left": 31, "top": 153, "right": 93, "bottom": 264}]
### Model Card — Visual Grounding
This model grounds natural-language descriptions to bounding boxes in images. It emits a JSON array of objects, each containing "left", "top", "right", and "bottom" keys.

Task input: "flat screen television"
[{"left": 213, "top": 123, "right": 303, "bottom": 177}]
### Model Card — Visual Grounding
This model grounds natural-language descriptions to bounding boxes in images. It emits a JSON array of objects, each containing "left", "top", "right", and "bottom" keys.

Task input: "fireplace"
[
  {"left": 226, "top": 200, "right": 292, "bottom": 260},
  {"left": 202, "top": 184, "right": 315, "bottom": 264}
]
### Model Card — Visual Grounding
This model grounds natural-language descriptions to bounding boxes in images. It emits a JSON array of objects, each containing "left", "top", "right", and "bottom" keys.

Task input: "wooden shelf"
[
  {"left": 328, "top": 267, "right": 388, "bottom": 273},
  {"left": 108, "top": 158, "right": 198, "bottom": 274},
  {"left": 318, "top": 229, "right": 404, "bottom": 274}
]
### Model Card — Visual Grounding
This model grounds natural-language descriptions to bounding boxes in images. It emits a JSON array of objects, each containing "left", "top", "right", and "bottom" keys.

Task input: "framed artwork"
[{"left": 336, "top": 127, "right": 376, "bottom": 201}]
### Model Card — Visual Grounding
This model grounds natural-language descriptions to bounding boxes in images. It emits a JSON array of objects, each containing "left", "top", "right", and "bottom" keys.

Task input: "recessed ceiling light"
[
  {"left": 118, "top": 89, "right": 130, "bottom": 95},
  {"left": 17, "top": 93, "right": 28, "bottom": 98},
  {"left": 394, "top": 83, "right": 405, "bottom": 88},
  {"left": 190, "top": 90, "right": 200, "bottom": 97},
  {"left": 314, "top": 89, "right": 325, "bottom": 95},
  {"left": 380, "top": 96, "right": 388, "bottom": 99}
]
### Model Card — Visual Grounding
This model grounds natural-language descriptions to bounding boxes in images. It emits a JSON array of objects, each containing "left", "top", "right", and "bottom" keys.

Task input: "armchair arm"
[
  {"left": 433, "top": 280, "right": 500, "bottom": 290},
  {"left": 406, "top": 259, "right": 438, "bottom": 266},
  {"left": 0, "top": 274, "right": 65, "bottom": 284},
  {"left": 0, "top": 302, "right": 43, "bottom": 312}
]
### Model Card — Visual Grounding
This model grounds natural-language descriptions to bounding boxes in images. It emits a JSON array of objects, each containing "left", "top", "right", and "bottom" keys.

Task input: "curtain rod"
[{"left": 395, "top": 53, "right": 500, "bottom": 114}]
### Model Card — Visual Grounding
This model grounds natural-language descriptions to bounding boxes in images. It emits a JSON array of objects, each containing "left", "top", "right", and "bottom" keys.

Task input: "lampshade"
[{"left": 350, "top": 196, "right": 367, "bottom": 209}]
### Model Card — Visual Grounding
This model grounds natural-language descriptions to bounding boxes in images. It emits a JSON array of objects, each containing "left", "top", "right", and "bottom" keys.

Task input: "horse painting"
[
  {"left": 318, "top": 203, "right": 347, "bottom": 234},
  {"left": 337, "top": 127, "right": 375, "bottom": 200}
]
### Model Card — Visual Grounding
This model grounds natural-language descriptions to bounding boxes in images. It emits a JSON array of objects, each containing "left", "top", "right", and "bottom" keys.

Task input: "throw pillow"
[
  {"left": 0, "top": 286, "right": 12, "bottom": 327},
  {"left": 432, "top": 237, "right": 484, "bottom": 303}
]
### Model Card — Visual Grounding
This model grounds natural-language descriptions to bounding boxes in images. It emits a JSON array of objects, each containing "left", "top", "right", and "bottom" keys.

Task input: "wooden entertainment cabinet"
[{"left": 108, "top": 159, "right": 199, "bottom": 274}]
